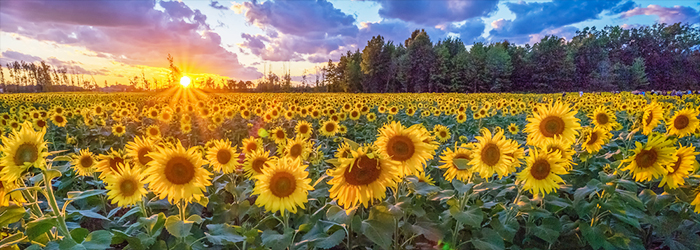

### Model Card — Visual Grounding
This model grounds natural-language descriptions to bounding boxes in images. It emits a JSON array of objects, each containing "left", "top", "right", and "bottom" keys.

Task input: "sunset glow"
[{"left": 180, "top": 76, "right": 191, "bottom": 88}]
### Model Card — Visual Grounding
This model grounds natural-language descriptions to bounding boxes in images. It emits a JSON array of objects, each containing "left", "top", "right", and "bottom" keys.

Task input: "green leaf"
[
  {"left": 51, "top": 156, "right": 73, "bottom": 162},
  {"left": 406, "top": 176, "right": 440, "bottom": 196},
  {"left": 0, "top": 205, "right": 26, "bottom": 227},
  {"left": 472, "top": 228, "right": 504, "bottom": 250},
  {"left": 82, "top": 230, "right": 113, "bottom": 249},
  {"left": 68, "top": 209, "right": 109, "bottom": 221},
  {"left": 116, "top": 206, "right": 141, "bottom": 223},
  {"left": 44, "top": 169, "right": 62, "bottom": 181},
  {"left": 580, "top": 222, "right": 605, "bottom": 250},
  {"left": 342, "top": 138, "right": 360, "bottom": 150},
  {"left": 139, "top": 213, "right": 166, "bottom": 236},
  {"left": 261, "top": 228, "right": 294, "bottom": 250},
  {"left": 205, "top": 224, "right": 245, "bottom": 245},
  {"left": 26, "top": 217, "right": 57, "bottom": 239},
  {"left": 70, "top": 228, "right": 90, "bottom": 243},
  {"left": 490, "top": 216, "right": 518, "bottom": 242},
  {"left": 528, "top": 217, "right": 560, "bottom": 244},
  {"left": 450, "top": 205, "right": 483, "bottom": 228},
  {"left": 258, "top": 128, "right": 269, "bottom": 138},
  {"left": 187, "top": 214, "right": 203, "bottom": 224},
  {"left": 316, "top": 229, "right": 345, "bottom": 249},
  {"left": 66, "top": 189, "right": 106, "bottom": 201},
  {"left": 326, "top": 204, "right": 355, "bottom": 224},
  {"left": 452, "top": 180, "right": 473, "bottom": 194},
  {"left": 361, "top": 219, "right": 393, "bottom": 250},
  {"left": 0, "top": 232, "right": 25, "bottom": 249},
  {"left": 411, "top": 219, "right": 443, "bottom": 242},
  {"left": 453, "top": 158, "right": 470, "bottom": 170},
  {"left": 165, "top": 215, "right": 193, "bottom": 238}
]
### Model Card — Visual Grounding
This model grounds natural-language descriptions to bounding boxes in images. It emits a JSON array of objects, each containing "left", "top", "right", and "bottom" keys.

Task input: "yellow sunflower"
[
  {"left": 320, "top": 120, "right": 339, "bottom": 137},
  {"left": 125, "top": 136, "right": 157, "bottom": 169},
  {"left": 589, "top": 106, "right": 618, "bottom": 131},
  {"left": 270, "top": 127, "right": 287, "bottom": 144},
  {"left": 327, "top": 146, "right": 400, "bottom": 209},
  {"left": 375, "top": 121, "right": 438, "bottom": 177},
  {"left": 469, "top": 128, "right": 516, "bottom": 179},
  {"left": 334, "top": 142, "right": 352, "bottom": 159},
  {"left": 692, "top": 190, "right": 700, "bottom": 213},
  {"left": 206, "top": 139, "right": 240, "bottom": 174},
  {"left": 581, "top": 127, "right": 611, "bottom": 154},
  {"left": 253, "top": 157, "right": 313, "bottom": 214},
  {"left": 507, "top": 123, "right": 519, "bottom": 135},
  {"left": 50, "top": 113, "right": 67, "bottom": 127},
  {"left": 659, "top": 145, "right": 697, "bottom": 189},
  {"left": 541, "top": 140, "right": 575, "bottom": 170},
  {"left": 71, "top": 149, "right": 96, "bottom": 176},
  {"left": 439, "top": 143, "right": 474, "bottom": 182},
  {"left": 243, "top": 149, "right": 278, "bottom": 178},
  {"left": 0, "top": 180, "right": 25, "bottom": 207},
  {"left": 105, "top": 163, "right": 148, "bottom": 208},
  {"left": 415, "top": 171, "right": 435, "bottom": 186},
  {"left": 524, "top": 101, "right": 581, "bottom": 147},
  {"left": 640, "top": 101, "right": 664, "bottom": 135},
  {"left": 666, "top": 108, "right": 699, "bottom": 138},
  {"left": 433, "top": 125, "right": 451, "bottom": 143},
  {"left": 517, "top": 148, "right": 567, "bottom": 196},
  {"left": 144, "top": 140, "right": 212, "bottom": 204},
  {"left": 621, "top": 134, "right": 675, "bottom": 182},
  {"left": 95, "top": 149, "right": 128, "bottom": 179},
  {"left": 145, "top": 125, "right": 161, "bottom": 140},
  {"left": 284, "top": 137, "right": 311, "bottom": 161},
  {"left": 241, "top": 136, "right": 263, "bottom": 155},
  {"left": 0, "top": 122, "right": 49, "bottom": 182},
  {"left": 112, "top": 123, "right": 126, "bottom": 137},
  {"left": 295, "top": 121, "right": 313, "bottom": 138}
]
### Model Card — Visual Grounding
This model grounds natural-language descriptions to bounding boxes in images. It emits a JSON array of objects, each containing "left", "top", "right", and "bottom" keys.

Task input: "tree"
[
  {"left": 404, "top": 29, "right": 435, "bottom": 92},
  {"left": 167, "top": 54, "right": 181, "bottom": 87},
  {"left": 485, "top": 43, "right": 513, "bottom": 92}
]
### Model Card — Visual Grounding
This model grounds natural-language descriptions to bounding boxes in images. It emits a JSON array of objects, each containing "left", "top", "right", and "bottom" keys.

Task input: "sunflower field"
[{"left": 1, "top": 92, "right": 700, "bottom": 250}]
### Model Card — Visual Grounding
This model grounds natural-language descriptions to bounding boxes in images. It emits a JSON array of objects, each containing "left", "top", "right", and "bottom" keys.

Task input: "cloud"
[
  {"left": 610, "top": 1, "right": 637, "bottom": 15},
  {"left": 620, "top": 5, "right": 700, "bottom": 24},
  {"left": 0, "top": 0, "right": 261, "bottom": 80},
  {"left": 209, "top": 1, "right": 228, "bottom": 10},
  {"left": 0, "top": 50, "right": 42, "bottom": 65},
  {"left": 0, "top": 50, "right": 108, "bottom": 75},
  {"left": 489, "top": 0, "right": 625, "bottom": 42},
  {"left": 374, "top": 0, "right": 499, "bottom": 26}
]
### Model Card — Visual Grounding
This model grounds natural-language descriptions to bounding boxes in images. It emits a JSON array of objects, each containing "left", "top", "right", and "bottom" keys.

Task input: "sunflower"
[
  {"left": 320, "top": 120, "right": 339, "bottom": 137},
  {"left": 589, "top": 106, "right": 618, "bottom": 131},
  {"left": 0, "top": 122, "right": 49, "bottom": 182},
  {"left": 375, "top": 121, "right": 438, "bottom": 177},
  {"left": 253, "top": 157, "right": 313, "bottom": 214},
  {"left": 659, "top": 146, "right": 697, "bottom": 189},
  {"left": 541, "top": 140, "right": 575, "bottom": 170},
  {"left": 517, "top": 148, "right": 567, "bottom": 196},
  {"left": 241, "top": 136, "right": 263, "bottom": 155},
  {"left": 507, "top": 123, "right": 519, "bottom": 135},
  {"left": 243, "top": 149, "right": 278, "bottom": 178},
  {"left": 105, "top": 163, "right": 148, "bottom": 207},
  {"left": 270, "top": 127, "right": 287, "bottom": 144},
  {"left": 112, "top": 124, "right": 126, "bottom": 137},
  {"left": 206, "top": 139, "right": 240, "bottom": 174},
  {"left": 666, "top": 108, "right": 699, "bottom": 138},
  {"left": 71, "top": 149, "right": 96, "bottom": 177},
  {"left": 50, "top": 113, "right": 67, "bottom": 127},
  {"left": 144, "top": 141, "right": 212, "bottom": 204},
  {"left": 581, "top": 127, "right": 611, "bottom": 154},
  {"left": 433, "top": 125, "right": 451, "bottom": 143},
  {"left": 415, "top": 171, "right": 435, "bottom": 186},
  {"left": 439, "top": 143, "right": 474, "bottom": 182},
  {"left": 0, "top": 180, "right": 25, "bottom": 207},
  {"left": 327, "top": 146, "right": 400, "bottom": 209},
  {"left": 469, "top": 128, "right": 516, "bottom": 179},
  {"left": 145, "top": 125, "right": 161, "bottom": 140},
  {"left": 95, "top": 149, "right": 128, "bottom": 179},
  {"left": 284, "top": 137, "right": 311, "bottom": 161},
  {"left": 640, "top": 101, "right": 664, "bottom": 135},
  {"left": 621, "top": 134, "right": 675, "bottom": 182},
  {"left": 295, "top": 121, "right": 313, "bottom": 138},
  {"left": 334, "top": 142, "right": 352, "bottom": 159},
  {"left": 125, "top": 136, "right": 157, "bottom": 169},
  {"left": 692, "top": 189, "right": 700, "bottom": 213},
  {"left": 524, "top": 101, "right": 581, "bottom": 147}
]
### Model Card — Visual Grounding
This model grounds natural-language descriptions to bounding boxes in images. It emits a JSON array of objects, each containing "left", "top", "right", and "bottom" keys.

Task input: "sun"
[{"left": 180, "top": 76, "right": 191, "bottom": 87}]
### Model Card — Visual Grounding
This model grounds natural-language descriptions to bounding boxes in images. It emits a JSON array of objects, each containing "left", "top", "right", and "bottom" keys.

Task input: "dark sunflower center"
[
  {"left": 37, "top": 120, "right": 46, "bottom": 127},
  {"left": 325, "top": 123, "right": 336, "bottom": 132},
  {"left": 246, "top": 143, "right": 258, "bottom": 153},
  {"left": 137, "top": 148, "right": 152, "bottom": 166},
  {"left": 674, "top": 115, "right": 689, "bottom": 130},
  {"left": 14, "top": 143, "right": 39, "bottom": 166},
  {"left": 151, "top": 111, "right": 158, "bottom": 117},
  {"left": 539, "top": 116, "right": 565, "bottom": 137},
  {"left": 149, "top": 128, "right": 159, "bottom": 136},
  {"left": 595, "top": 113, "right": 609, "bottom": 125},
  {"left": 269, "top": 172, "right": 296, "bottom": 198},
  {"left": 55, "top": 116, "right": 64, "bottom": 123},
  {"left": 217, "top": 149, "right": 232, "bottom": 164},
  {"left": 289, "top": 144, "right": 302, "bottom": 158},
  {"left": 116, "top": 127, "right": 124, "bottom": 133},
  {"left": 164, "top": 156, "right": 196, "bottom": 185},
  {"left": 120, "top": 179, "right": 137, "bottom": 196},
  {"left": 481, "top": 143, "right": 500, "bottom": 166},
  {"left": 109, "top": 157, "right": 125, "bottom": 173},
  {"left": 341, "top": 150, "right": 349, "bottom": 158},
  {"left": 299, "top": 125, "right": 308, "bottom": 134},
  {"left": 645, "top": 111, "right": 654, "bottom": 126},
  {"left": 386, "top": 135, "right": 415, "bottom": 162},
  {"left": 635, "top": 149, "right": 658, "bottom": 169},
  {"left": 587, "top": 132, "right": 599, "bottom": 145},
  {"left": 275, "top": 130, "right": 285, "bottom": 140},
  {"left": 80, "top": 156, "right": 93, "bottom": 168},
  {"left": 344, "top": 155, "right": 381, "bottom": 185},
  {"left": 251, "top": 158, "right": 266, "bottom": 174},
  {"left": 671, "top": 156, "right": 682, "bottom": 173},
  {"left": 530, "top": 159, "right": 551, "bottom": 180},
  {"left": 439, "top": 131, "right": 447, "bottom": 138}
]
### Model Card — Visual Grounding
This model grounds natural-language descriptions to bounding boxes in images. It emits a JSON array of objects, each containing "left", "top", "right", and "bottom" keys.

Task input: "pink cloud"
[{"left": 620, "top": 5, "right": 700, "bottom": 24}]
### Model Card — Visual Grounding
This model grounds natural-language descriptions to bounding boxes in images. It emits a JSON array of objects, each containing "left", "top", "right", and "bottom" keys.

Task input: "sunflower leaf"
[
  {"left": 165, "top": 215, "right": 193, "bottom": 238},
  {"left": 342, "top": 138, "right": 360, "bottom": 150},
  {"left": 66, "top": 189, "right": 106, "bottom": 201},
  {"left": 0, "top": 205, "right": 26, "bottom": 227},
  {"left": 453, "top": 158, "right": 470, "bottom": 170}
]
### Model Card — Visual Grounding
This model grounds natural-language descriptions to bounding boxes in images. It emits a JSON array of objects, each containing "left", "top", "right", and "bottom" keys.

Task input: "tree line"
[{"left": 318, "top": 23, "right": 700, "bottom": 93}]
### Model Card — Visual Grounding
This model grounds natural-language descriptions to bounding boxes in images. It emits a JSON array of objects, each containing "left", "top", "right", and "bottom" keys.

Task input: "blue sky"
[{"left": 0, "top": 0, "right": 698, "bottom": 85}]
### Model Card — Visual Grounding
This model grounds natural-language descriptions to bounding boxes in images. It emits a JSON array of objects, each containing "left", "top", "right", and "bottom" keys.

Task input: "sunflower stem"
[{"left": 42, "top": 170, "right": 73, "bottom": 242}]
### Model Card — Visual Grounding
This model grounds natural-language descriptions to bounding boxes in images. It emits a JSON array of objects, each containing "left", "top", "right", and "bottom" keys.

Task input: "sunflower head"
[
  {"left": 581, "top": 127, "right": 611, "bottom": 154},
  {"left": 517, "top": 148, "right": 568, "bottom": 196},
  {"left": 622, "top": 133, "right": 676, "bottom": 182},
  {"left": 241, "top": 136, "right": 263, "bottom": 155},
  {"left": 206, "top": 139, "right": 240, "bottom": 174},
  {"left": 375, "top": 121, "right": 438, "bottom": 177},
  {"left": 243, "top": 149, "right": 278, "bottom": 178},
  {"left": 439, "top": 143, "right": 474, "bottom": 182},
  {"left": 105, "top": 163, "right": 148, "bottom": 208},
  {"left": 659, "top": 145, "right": 698, "bottom": 189},
  {"left": 295, "top": 121, "right": 313, "bottom": 138},
  {"left": 524, "top": 101, "right": 581, "bottom": 147},
  {"left": 320, "top": 120, "right": 339, "bottom": 137},
  {"left": 0, "top": 122, "right": 49, "bottom": 182},
  {"left": 143, "top": 140, "right": 212, "bottom": 204},
  {"left": 71, "top": 148, "right": 96, "bottom": 177},
  {"left": 667, "top": 108, "right": 699, "bottom": 138},
  {"left": 470, "top": 128, "right": 516, "bottom": 179},
  {"left": 253, "top": 157, "right": 313, "bottom": 214}
]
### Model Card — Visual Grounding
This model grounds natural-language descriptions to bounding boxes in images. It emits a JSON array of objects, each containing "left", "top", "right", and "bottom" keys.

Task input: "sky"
[{"left": 0, "top": 0, "right": 698, "bottom": 87}]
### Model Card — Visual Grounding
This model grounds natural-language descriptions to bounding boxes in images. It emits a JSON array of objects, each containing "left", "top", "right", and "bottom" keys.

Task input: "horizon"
[{"left": 1, "top": 0, "right": 699, "bottom": 88}]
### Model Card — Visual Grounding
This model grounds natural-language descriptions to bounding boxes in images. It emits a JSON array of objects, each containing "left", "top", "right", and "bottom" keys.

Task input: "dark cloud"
[
  {"left": 621, "top": 5, "right": 700, "bottom": 24},
  {"left": 209, "top": 1, "right": 228, "bottom": 10},
  {"left": 489, "top": 0, "right": 626, "bottom": 42},
  {"left": 1, "top": 50, "right": 42, "bottom": 65},
  {"left": 374, "top": 0, "right": 499, "bottom": 26},
  {"left": 610, "top": 1, "right": 637, "bottom": 15},
  {"left": 0, "top": 0, "right": 261, "bottom": 80}
]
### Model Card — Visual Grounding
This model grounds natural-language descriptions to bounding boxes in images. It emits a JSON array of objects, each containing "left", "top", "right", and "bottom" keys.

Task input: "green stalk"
[{"left": 43, "top": 171, "right": 73, "bottom": 241}]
